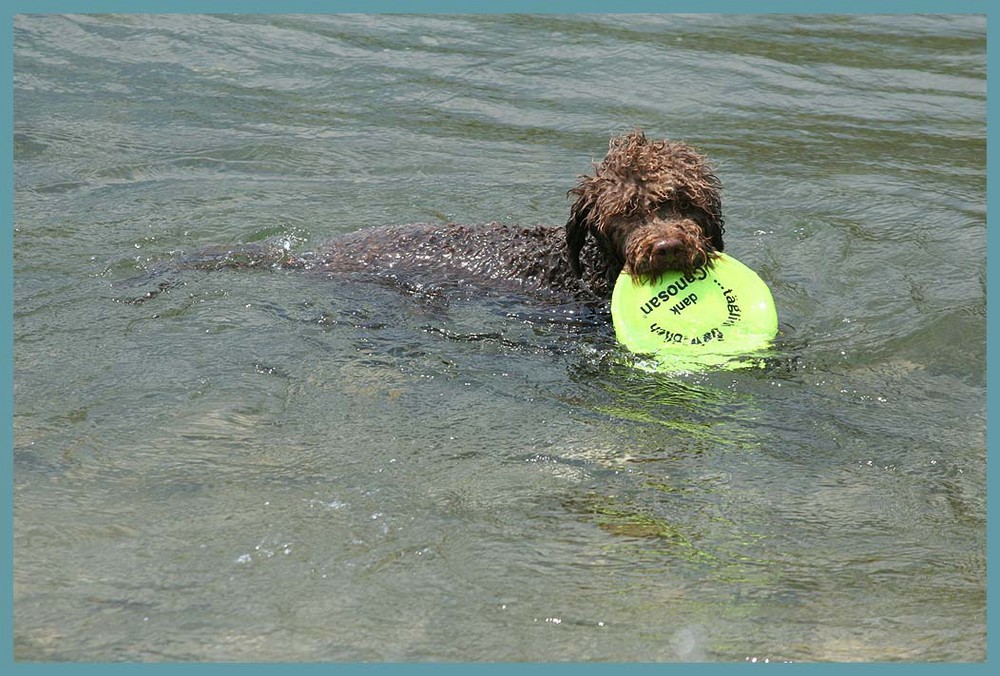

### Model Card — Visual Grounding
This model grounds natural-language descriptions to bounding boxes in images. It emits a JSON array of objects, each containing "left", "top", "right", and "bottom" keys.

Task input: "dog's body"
[
  {"left": 133, "top": 131, "right": 725, "bottom": 306},
  {"left": 310, "top": 221, "right": 615, "bottom": 298},
  {"left": 309, "top": 130, "right": 725, "bottom": 299}
]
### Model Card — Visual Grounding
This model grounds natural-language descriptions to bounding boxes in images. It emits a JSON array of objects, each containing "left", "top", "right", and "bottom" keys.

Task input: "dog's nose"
[{"left": 651, "top": 238, "right": 680, "bottom": 259}]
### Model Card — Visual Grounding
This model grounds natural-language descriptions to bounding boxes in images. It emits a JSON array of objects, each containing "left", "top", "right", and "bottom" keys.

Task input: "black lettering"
[
  {"left": 670, "top": 293, "right": 698, "bottom": 316},
  {"left": 650, "top": 323, "right": 684, "bottom": 343}
]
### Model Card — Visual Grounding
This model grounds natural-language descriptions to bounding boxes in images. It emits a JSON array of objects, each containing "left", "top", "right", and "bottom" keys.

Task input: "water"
[{"left": 12, "top": 14, "right": 985, "bottom": 662}]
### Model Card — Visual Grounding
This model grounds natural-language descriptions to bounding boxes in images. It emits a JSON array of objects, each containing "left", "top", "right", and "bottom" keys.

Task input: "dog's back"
[{"left": 314, "top": 222, "right": 612, "bottom": 298}]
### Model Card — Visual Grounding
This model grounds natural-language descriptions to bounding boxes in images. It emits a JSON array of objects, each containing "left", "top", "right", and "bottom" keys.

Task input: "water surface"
[{"left": 13, "top": 13, "right": 986, "bottom": 662}]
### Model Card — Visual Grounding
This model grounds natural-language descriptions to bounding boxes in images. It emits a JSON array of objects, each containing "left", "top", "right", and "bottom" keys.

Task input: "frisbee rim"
[{"left": 610, "top": 253, "right": 778, "bottom": 366}]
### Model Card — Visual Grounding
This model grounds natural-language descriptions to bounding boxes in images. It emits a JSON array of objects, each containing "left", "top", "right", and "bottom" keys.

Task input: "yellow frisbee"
[{"left": 610, "top": 253, "right": 778, "bottom": 371}]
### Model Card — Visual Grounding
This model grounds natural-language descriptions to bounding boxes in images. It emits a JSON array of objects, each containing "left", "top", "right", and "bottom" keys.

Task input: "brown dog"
[
  {"left": 308, "top": 130, "right": 725, "bottom": 299},
  {"left": 135, "top": 130, "right": 725, "bottom": 305}
]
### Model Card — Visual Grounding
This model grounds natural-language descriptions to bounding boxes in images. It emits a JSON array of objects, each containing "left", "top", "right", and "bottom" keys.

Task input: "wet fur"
[
  {"left": 141, "top": 130, "right": 726, "bottom": 304},
  {"left": 313, "top": 130, "right": 725, "bottom": 299},
  {"left": 566, "top": 130, "right": 725, "bottom": 288}
]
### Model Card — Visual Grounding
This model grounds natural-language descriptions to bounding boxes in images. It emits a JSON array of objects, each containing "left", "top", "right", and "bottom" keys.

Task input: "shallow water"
[{"left": 12, "top": 13, "right": 985, "bottom": 662}]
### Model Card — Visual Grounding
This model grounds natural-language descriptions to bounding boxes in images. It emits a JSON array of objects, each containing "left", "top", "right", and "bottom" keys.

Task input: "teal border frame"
[{"left": 2, "top": 1, "right": 992, "bottom": 670}]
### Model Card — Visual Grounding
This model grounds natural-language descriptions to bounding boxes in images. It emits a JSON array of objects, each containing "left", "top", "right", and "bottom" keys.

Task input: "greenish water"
[{"left": 13, "top": 14, "right": 985, "bottom": 662}]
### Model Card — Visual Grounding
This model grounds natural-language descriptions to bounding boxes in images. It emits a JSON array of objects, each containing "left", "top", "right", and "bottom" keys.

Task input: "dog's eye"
[{"left": 654, "top": 204, "right": 679, "bottom": 220}]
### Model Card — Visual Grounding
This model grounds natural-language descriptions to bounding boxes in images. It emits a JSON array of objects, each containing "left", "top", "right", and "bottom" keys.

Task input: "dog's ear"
[
  {"left": 565, "top": 197, "right": 591, "bottom": 278},
  {"left": 698, "top": 192, "right": 726, "bottom": 253},
  {"left": 707, "top": 216, "right": 725, "bottom": 253},
  {"left": 684, "top": 169, "right": 725, "bottom": 253}
]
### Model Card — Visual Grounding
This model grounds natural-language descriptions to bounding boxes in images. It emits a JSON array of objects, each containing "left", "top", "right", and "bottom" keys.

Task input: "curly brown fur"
[
  {"left": 566, "top": 130, "right": 725, "bottom": 289},
  {"left": 312, "top": 130, "right": 725, "bottom": 298},
  {"left": 622, "top": 217, "right": 714, "bottom": 283}
]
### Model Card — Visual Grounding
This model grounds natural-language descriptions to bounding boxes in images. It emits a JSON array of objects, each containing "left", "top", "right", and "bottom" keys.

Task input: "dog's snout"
[{"left": 623, "top": 217, "right": 714, "bottom": 282}]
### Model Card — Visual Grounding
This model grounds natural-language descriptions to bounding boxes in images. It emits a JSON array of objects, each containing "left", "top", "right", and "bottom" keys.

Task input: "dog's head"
[{"left": 566, "top": 130, "right": 725, "bottom": 286}]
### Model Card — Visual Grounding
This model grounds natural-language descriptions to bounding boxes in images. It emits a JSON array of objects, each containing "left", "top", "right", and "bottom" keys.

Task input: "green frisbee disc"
[{"left": 611, "top": 253, "right": 778, "bottom": 371}]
